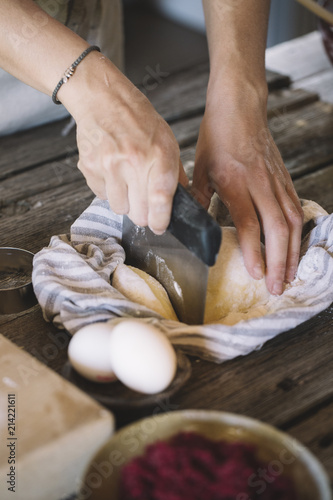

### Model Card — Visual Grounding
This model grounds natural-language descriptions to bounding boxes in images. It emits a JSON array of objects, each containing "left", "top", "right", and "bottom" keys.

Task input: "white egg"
[
  {"left": 109, "top": 320, "right": 177, "bottom": 394},
  {"left": 68, "top": 322, "right": 117, "bottom": 383}
]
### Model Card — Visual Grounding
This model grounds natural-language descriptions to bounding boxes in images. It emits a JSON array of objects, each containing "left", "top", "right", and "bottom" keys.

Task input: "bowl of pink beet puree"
[{"left": 78, "top": 410, "right": 331, "bottom": 500}]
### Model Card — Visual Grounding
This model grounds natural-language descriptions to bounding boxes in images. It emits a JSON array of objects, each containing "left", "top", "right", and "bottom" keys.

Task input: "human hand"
[
  {"left": 192, "top": 83, "right": 303, "bottom": 295},
  {"left": 60, "top": 54, "right": 188, "bottom": 234}
]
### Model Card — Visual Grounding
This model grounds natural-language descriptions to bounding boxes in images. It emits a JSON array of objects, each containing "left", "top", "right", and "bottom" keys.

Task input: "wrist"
[
  {"left": 52, "top": 46, "right": 101, "bottom": 105},
  {"left": 56, "top": 50, "right": 124, "bottom": 121},
  {"left": 205, "top": 67, "right": 268, "bottom": 118}
]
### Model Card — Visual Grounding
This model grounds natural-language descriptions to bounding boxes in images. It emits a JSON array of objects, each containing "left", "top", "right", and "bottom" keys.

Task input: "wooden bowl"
[{"left": 78, "top": 409, "right": 332, "bottom": 500}]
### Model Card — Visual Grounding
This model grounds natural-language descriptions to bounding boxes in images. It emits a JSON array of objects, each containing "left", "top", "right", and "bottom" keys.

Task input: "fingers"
[
  {"left": 191, "top": 97, "right": 303, "bottom": 297},
  {"left": 77, "top": 158, "right": 107, "bottom": 200},
  {"left": 147, "top": 157, "right": 179, "bottom": 234},
  {"left": 275, "top": 183, "right": 303, "bottom": 284},
  {"left": 128, "top": 158, "right": 187, "bottom": 234},
  {"left": 260, "top": 200, "right": 290, "bottom": 295},
  {"left": 212, "top": 162, "right": 303, "bottom": 296},
  {"left": 81, "top": 152, "right": 182, "bottom": 234},
  {"left": 77, "top": 125, "right": 185, "bottom": 234},
  {"left": 250, "top": 179, "right": 303, "bottom": 295},
  {"left": 222, "top": 188, "right": 265, "bottom": 281},
  {"left": 98, "top": 160, "right": 131, "bottom": 216}
]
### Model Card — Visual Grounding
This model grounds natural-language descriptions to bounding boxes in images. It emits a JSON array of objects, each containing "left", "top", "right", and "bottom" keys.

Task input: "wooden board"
[
  {"left": 272, "top": 101, "right": 333, "bottom": 178},
  {"left": 0, "top": 86, "right": 320, "bottom": 220},
  {"left": 0, "top": 179, "right": 94, "bottom": 252},
  {"left": 266, "top": 30, "right": 333, "bottom": 104},
  {"left": 170, "top": 304, "right": 333, "bottom": 425},
  {"left": 294, "top": 163, "right": 333, "bottom": 214},
  {"left": 266, "top": 31, "right": 332, "bottom": 82},
  {"left": 292, "top": 69, "right": 333, "bottom": 106},
  {"left": 286, "top": 402, "right": 333, "bottom": 479},
  {"left": 0, "top": 335, "right": 114, "bottom": 500},
  {"left": 0, "top": 118, "right": 77, "bottom": 180},
  {"left": 0, "top": 158, "right": 82, "bottom": 208}
]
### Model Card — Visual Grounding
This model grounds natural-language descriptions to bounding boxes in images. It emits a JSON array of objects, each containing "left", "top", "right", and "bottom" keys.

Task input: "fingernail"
[
  {"left": 253, "top": 264, "right": 264, "bottom": 280},
  {"left": 272, "top": 282, "right": 283, "bottom": 296},
  {"left": 149, "top": 225, "right": 165, "bottom": 236}
]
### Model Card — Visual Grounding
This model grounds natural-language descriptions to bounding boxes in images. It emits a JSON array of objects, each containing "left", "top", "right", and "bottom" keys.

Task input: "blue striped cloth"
[{"left": 32, "top": 198, "right": 333, "bottom": 363}]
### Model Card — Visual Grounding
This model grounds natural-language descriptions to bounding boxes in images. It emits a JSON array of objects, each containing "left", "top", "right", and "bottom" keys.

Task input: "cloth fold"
[{"left": 32, "top": 198, "right": 333, "bottom": 363}]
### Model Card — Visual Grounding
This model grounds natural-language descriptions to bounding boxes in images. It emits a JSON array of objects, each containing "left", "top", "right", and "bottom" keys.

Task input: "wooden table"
[{"left": 1, "top": 31, "right": 333, "bottom": 497}]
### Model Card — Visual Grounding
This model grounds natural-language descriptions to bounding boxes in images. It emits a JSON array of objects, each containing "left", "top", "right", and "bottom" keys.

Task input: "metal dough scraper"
[{"left": 121, "top": 184, "right": 222, "bottom": 325}]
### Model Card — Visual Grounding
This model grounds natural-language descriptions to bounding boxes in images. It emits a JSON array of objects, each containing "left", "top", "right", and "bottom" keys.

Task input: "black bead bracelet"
[{"left": 52, "top": 45, "right": 101, "bottom": 105}]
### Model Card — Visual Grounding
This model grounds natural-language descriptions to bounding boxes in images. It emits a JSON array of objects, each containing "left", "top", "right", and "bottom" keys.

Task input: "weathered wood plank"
[
  {"left": 171, "top": 304, "right": 333, "bottom": 428},
  {"left": 267, "top": 87, "right": 318, "bottom": 118},
  {"left": 266, "top": 69, "right": 291, "bottom": 90},
  {"left": 0, "top": 178, "right": 94, "bottom": 253},
  {"left": 179, "top": 100, "right": 333, "bottom": 181},
  {"left": 272, "top": 101, "right": 333, "bottom": 178},
  {"left": 138, "top": 62, "right": 290, "bottom": 123},
  {"left": 0, "top": 118, "right": 77, "bottom": 180},
  {"left": 294, "top": 164, "right": 333, "bottom": 214},
  {"left": 0, "top": 67, "right": 290, "bottom": 180},
  {"left": 2, "top": 303, "right": 333, "bottom": 437},
  {"left": 0, "top": 155, "right": 80, "bottom": 208},
  {"left": 286, "top": 403, "right": 333, "bottom": 480},
  {"left": 171, "top": 115, "right": 202, "bottom": 148},
  {"left": 171, "top": 87, "right": 319, "bottom": 148},
  {"left": 0, "top": 306, "right": 70, "bottom": 373},
  {"left": 0, "top": 87, "right": 318, "bottom": 207},
  {"left": 292, "top": 68, "right": 333, "bottom": 105}
]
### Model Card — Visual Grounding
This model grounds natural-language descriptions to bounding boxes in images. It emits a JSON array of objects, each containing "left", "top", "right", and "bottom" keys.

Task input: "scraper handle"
[{"left": 168, "top": 184, "right": 222, "bottom": 266}]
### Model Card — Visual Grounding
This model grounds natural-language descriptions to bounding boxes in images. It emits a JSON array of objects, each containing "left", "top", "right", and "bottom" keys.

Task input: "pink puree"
[{"left": 119, "top": 431, "right": 299, "bottom": 500}]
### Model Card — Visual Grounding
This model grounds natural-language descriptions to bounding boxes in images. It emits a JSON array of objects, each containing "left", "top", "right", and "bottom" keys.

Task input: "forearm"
[
  {"left": 202, "top": 0, "right": 270, "bottom": 99},
  {"left": 0, "top": 0, "right": 128, "bottom": 122},
  {"left": 0, "top": 0, "right": 89, "bottom": 97},
  {"left": 195, "top": 0, "right": 303, "bottom": 295}
]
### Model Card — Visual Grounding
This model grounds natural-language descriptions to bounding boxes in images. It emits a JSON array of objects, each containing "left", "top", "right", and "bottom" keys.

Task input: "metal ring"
[{"left": 0, "top": 247, "right": 38, "bottom": 314}]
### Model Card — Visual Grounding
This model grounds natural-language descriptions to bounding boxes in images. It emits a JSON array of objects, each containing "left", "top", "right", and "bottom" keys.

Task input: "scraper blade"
[{"left": 121, "top": 184, "right": 222, "bottom": 325}]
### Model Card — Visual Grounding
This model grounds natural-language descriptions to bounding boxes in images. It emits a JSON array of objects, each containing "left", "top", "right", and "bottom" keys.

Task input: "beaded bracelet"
[{"left": 52, "top": 45, "right": 101, "bottom": 105}]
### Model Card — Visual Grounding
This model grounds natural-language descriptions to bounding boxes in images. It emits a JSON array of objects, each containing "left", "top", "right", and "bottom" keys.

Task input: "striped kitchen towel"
[{"left": 32, "top": 198, "right": 333, "bottom": 363}]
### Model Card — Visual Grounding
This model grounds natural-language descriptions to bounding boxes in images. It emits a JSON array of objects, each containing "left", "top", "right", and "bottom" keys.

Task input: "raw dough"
[
  {"left": 112, "top": 264, "right": 178, "bottom": 321},
  {"left": 113, "top": 228, "right": 270, "bottom": 326},
  {"left": 204, "top": 227, "right": 270, "bottom": 325}
]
